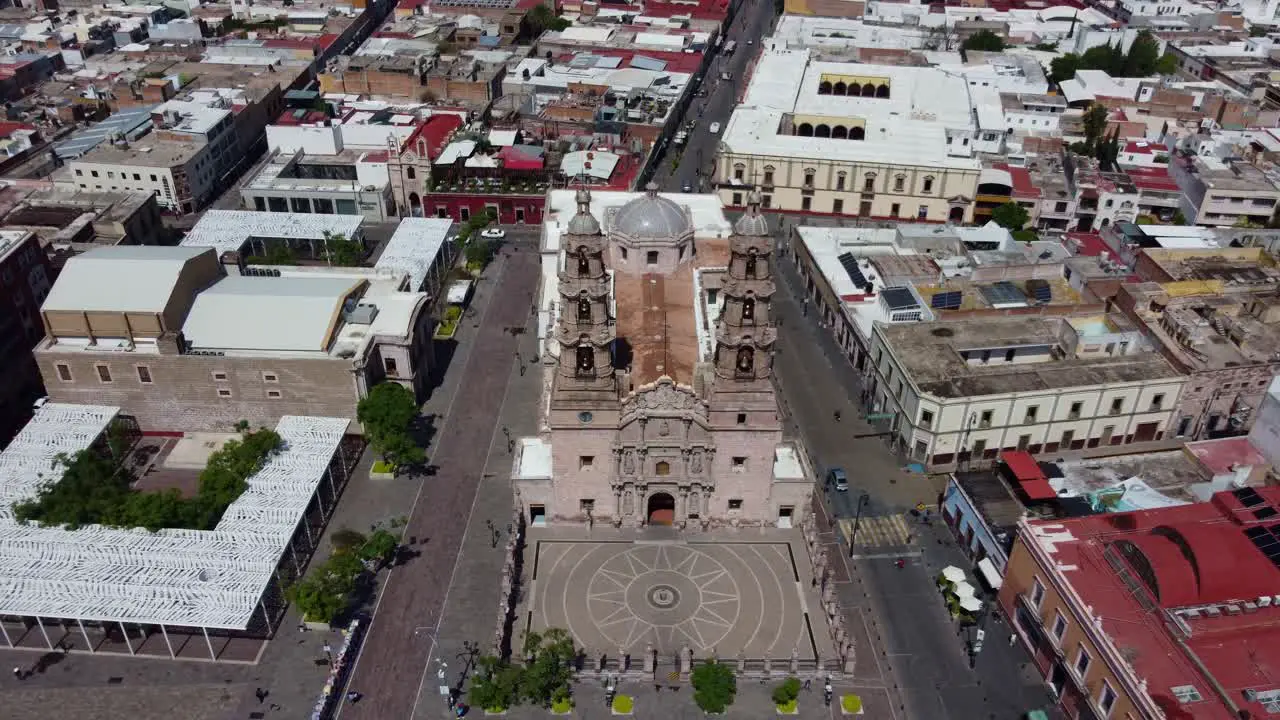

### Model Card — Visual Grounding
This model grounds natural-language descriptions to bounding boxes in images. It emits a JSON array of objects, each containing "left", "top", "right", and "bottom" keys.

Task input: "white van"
[{"left": 709, "top": 122, "right": 721, "bottom": 134}]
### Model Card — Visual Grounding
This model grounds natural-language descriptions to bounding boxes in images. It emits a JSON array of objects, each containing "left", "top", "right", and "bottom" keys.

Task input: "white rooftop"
[
  {"left": 0, "top": 405, "right": 348, "bottom": 629},
  {"left": 182, "top": 275, "right": 362, "bottom": 353},
  {"left": 41, "top": 245, "right": 212, "bottom": 314},
  {"left": 374, "top": 217, "right": 452, "bottom": 292},
  {"left": 182, "top": 210, "right": 365, "bottom": 255},
  {"left": 561, "top": 150, "right": 619, "bottom": 180}
]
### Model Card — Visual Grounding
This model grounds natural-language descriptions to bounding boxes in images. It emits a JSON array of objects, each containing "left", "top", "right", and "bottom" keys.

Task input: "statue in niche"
[
  {"left": 577, "top": 247, "right": 590, "bottom": 275},
  {"left": 658, "top": 420, "right": 671, "bottom": 436},
  {"left": 623, "top": 451, "right": 636, "bottom": 474},
  {"left": 736, "top": 347, "right": 754, "bottom": 373},
  {"left": 691, "top": 451, "right": 703, "bottom": 474},
  {"left": 689, "top": 491, "right": 700, "bottom": 515},
  {"left": 623, "top": 490, "right": 634, "bottom": 514}
]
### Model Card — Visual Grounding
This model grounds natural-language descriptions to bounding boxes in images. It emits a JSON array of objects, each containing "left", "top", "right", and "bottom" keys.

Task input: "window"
[
  {"left": 1024, "top": 406, "right": 1038, "bottom": 424},
  {"left": 253, "top": 196, "right": 266, "bottom": 211},
  {"left": 1098, "top": 681, "right": 1117, "bottom": 717},
  {"left": 646, "top": 250, "right": 659, "bottom": 265},
  {"left": 737, "top": 412, "right": 747, "bottom": 425},
  {"left": 56, "top": 363, "right": 72, "bottom": 382},
  {"left": 136, "top": 366, "right": 152, "bottom": 384},
  {"left": 1110, "top": 398, "right": 1123, "bottom": 415},
  {"left": 1051, "top": 612, "right": 1068, "bottom": 641},
  {"left": 263, "top": 372, "right": 278, "bottom": 383},
  {"left": 132, "top": 173, "right": 140, "bottom": 181},
  {"left": 1171, "top": 686, "right": 1202, "bottom": 704},
  {"left": 1031, "top": 577, "right": 1045, "bottom": 608},
  {"left": 921, "top": 409, "right": 934, "bottom": 428},
  {"left": 1073, "top": 646, "right": 1091, "bottom": 678},
  {"left": 1069, "top": 401, "right": 1082, "bottom": 419},
  {"left": 384, "top": 357, "right": 399, "bottom": 375},
  {"left": 893, "top": 175, "right": 905, "bottom": 192},
  {"left": 407, "top": 167, "right": 416, "bottom": 179},
  {"left": 917, "top": 205, "right": 928, "bottom": 220},
  {"left": 150, "top": 174, "right": 157, "bottom": 182},
  {"left": 107, "top": 171, "right": 115, "bottom": 179},
  {"left": 922, "top": 176, "right": 934, "bottom": 193},
  {"left": 620, "top": 247, "right": 628, "bottom": 260},
  {"left": 212, "top": 371, "right": 228, "bottom": 381},
  {"left": 732, "top": 192, "right": 742, "bottom": 206},
  {"left": 579, "top": 455, "right": 594, "bottom": 470},
  {"left": 1150, "top": 393, "right": 1165, "bottom": 411},
  {"left": 891, "top": 202, "right": 901, "bottom": 217},
  {"left": 96, "top": 365, "right": 112, "bottom": 383},
  {"left": 75, "top": 169, "right": 82, "bottom": 176},
  {"left": 863, "top": 176, "right": 876, "bottom": 192},
  {"left": 267, "top": 390, "right": 282, "bottom": 399},
  {"left": 732, "top": 456, "right": 746, "bottom": 472},
  {"left": 833, "top": 199, "right": 843, "bottom": 214},
  {"left": 801, "top": 196, "right": 812, "bottom": 211},
  {"left": 763, "top": 168, "right": 775, "bottom": 185},
  {"left": 803, "top": 169, "right": 815, "bottom": 187},
  {"left": 728, "top": 499, "right": 743, "bottom": 510},
  {"left": 835, "top": 172, "right": 845, "bottom": 191},
  {"left": 979, "top": 410, "right": 993, "bottom": 428},
  {"left": 91, "top": 170, "right": 99, "bottom": 177},
  {"left": 733, "top": 164, "right": 745, "bottom": 181},
  {"left": 655, "top": 461, "right": 670, "bottom": 475},
  {"left": 761, "top": 194, "right": 771, "bottom": 209},
  {"left": 217, "top": 388, "right": 232, "bottom": 398}
]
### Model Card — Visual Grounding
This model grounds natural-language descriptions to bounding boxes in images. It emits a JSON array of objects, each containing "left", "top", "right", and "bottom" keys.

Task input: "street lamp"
[{"left": 848, "top": 492, "right": 870, "bottom": 558}]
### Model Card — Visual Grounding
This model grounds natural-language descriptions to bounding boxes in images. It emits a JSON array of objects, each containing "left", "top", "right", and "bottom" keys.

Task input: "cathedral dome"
[
  {"left": 566, "top": 188, "right": 602, "bottom": 236},
  {"left": 611, "top": 183, "right": 691, "bottom": 241}
]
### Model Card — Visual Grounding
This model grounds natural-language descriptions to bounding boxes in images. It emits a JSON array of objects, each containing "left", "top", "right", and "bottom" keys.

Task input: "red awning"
[
  {"left": 1001, "top": 451, "right": 1042, "bottom": 481},
  {"left": 1021, "top": 478, "right": 1057, "bottom": 501}
]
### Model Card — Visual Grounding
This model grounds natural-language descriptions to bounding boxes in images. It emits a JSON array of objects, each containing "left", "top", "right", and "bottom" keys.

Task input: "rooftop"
[
  {"left": 879, "top": 316, "right": 1181, "bottom": 399},
  {"left": 182, "top": 210, "right": 365, "bottom": 256},
  {"left": 41, "top": 246, "right": 212, "bottom": 314},
  {"left": 74, "top": 135, "right": 203, "bottom": 168},
  {"left": 0, "top": 404, "right": 348, "bottom": 630},
  {"left": 181, "top": 275, "right": 364, "bottom": 354},
  {"left": 372, "top": 217, "right": 452, "bottom": 292}
]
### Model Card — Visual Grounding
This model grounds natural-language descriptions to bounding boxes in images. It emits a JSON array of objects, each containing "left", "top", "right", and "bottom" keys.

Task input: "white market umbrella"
[
  {"left": 941, "top": 566, "right": 966, "bottom": 583},
  {"left": 959, "top": 596, "right": 983, "bottom": 613},
  {"left": 953, "top": 581, "right": 977, "bottom": 598}
]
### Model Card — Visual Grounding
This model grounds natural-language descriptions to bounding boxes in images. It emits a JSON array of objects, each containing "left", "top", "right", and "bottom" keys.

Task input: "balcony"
[{"left": 428, "top": 176, "right": 549, "bottom": 196}]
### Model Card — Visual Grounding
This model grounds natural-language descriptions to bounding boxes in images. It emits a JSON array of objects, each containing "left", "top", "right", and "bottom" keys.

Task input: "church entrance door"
[{"left": 647, "top": 493, "right": 676, "bottom": 526}]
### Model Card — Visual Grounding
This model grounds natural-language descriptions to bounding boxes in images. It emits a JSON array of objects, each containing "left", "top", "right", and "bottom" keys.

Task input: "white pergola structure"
[{"left": 0, "top": 404, "right": 350, "bottom": 661}]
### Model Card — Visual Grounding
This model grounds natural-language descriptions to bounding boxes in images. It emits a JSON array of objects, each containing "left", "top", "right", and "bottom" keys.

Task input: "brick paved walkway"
[{"left": 339, "top": 245, "right": 540, "bottom": 719}]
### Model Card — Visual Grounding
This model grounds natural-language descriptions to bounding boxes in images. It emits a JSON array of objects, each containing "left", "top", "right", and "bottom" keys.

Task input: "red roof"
[
  {"left": 1185, "top": 436, "right": 1269, "bottom": 476},
  {"left": 1065, "top": 231, "right": 1119, "bottom": 263},
  {"left": 274, "top": 109, "right": 328, "bottom": 126},
  {"left": 497, "top": 145, "right": 544, "bottom": 171},
  {"left": 401, "top": 114, "right": 463, "bottom": 161},
  {"left": 1125, "top": 166, "right": 1180, "bottom": 193},
  {"left": 318, "top": 33, "right": 341, "bottom": 50},
  {"left": 1020, "top": 488, "right": 1280, "bottom": 720},
  {"left": 1123, "top": 140, "right": 1167, "bottom": 155},
  {"left": 993, "top": 162, "right": 1041, "bottom": 199},
  {"left": 0, "top": 121, "right": 33, "bottom": 138},
  {"left": 634, "top": 0, "right": 729, "bottom": 20},
  {"left": 1001, "top": 451, "right": 1057, "bottom": 500}
]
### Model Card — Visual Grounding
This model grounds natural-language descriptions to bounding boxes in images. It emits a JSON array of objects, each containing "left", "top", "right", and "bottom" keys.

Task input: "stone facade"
[{"left": 517, "top": 188, "right": 811, "bottom": 528}]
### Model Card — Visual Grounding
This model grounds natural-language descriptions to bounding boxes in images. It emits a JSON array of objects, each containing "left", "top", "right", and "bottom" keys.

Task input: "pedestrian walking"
[
  {"left": 803, "top": 678, "right": 812, "bottom": 691},
  {"left": 1008, "top": 632, "right": 1017, "bottom": 647},
  {"left": 12, "top": 666, "right": 22, "bottom": 680},
  {"left": 254, "top": 688, "right": 267, "bottom": 704},
  {"left": 346, "top": 690, "right": 363, "bottom": 703},
  {"left": 833, "top": 410, "right": 841, "bottom": 422}
]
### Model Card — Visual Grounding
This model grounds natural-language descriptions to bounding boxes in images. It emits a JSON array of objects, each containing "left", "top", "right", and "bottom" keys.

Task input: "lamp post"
[{"left": 848, "top": 492, "right": 870, "bottom": 558}]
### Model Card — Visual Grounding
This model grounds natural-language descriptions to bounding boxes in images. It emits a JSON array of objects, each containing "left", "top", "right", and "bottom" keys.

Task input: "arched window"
[
  {"left": 815, "top": 125, "right": 831, "bottom": 138},
  {"left": 655, "top": 461, "right": 671, "bottom": 476},
  {"left": 576, "top": 344, "right": 594, "bottom": 373},
  {"left": 745, "top": 248, "right": 758, "bottom": 277},
  {"left": 850, "top": 126, "right": 866, "bottom": 140},
  {"left": 833, "top": 81, "right": 847, "bottom": 95},
  {"left": 832, "top": 125, "right": 848, "bottom": 139},
  {"left": 861, "top": 83, "right": 877, "bottom": 97},
  {"left": 406, "top": 167, "right": 416, "bottom": 180},
  {"left": 577, "top": 247, "right": 591, "bottom": 274},
  {"left": 577, "top": 292, "right": 592, "bottom": 322},
  {"left": 797, "top": 123, "right": 814, "bottom": 137},
  {"left": 876, "top": 84, "right": 890, "bottom": 98},
  {"left": 742, "top": 295, "right": 756, "bottom": 322},
  {"left": 818, "top": 81, "right": 833, "bottom": 94},
  {"left": 736, "top": 347, "right": 754, "bottom": 374},
  {"left": 417, "top": 139, "right": 426, "bottom": 157}
]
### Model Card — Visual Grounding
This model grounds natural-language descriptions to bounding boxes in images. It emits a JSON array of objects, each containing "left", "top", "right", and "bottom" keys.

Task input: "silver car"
[{"left": 828, "top": 468, "right": 849, "bottom": 492}]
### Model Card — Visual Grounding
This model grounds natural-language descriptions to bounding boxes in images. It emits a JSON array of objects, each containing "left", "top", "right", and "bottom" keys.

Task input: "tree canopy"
[
  {"left": 961, "top": 29, "right": 1006, "bottom": 53},
  {"left": 13, "top": 429, "right": 282, "bottom": 532},
  {"left": 1081, "top": 102, "right": 1110, "bottom": 150},
  {"left": 691, "top": 660, "right": 737, "bottom": 713},
  {"left": 1048, "top": 32, "right": 1175, "bottom": 83},
  {"left": 357, "top": 382, "right": 424, "bottom": 468},
  {"left": 520, "top": 628, "right": 578, "bottom": 706},
  {"left": 991, "top": 202, "right": 1030, "bottom": 231},
  {"left": 322, "top": 231, "right": 364, "bottom": 267}
]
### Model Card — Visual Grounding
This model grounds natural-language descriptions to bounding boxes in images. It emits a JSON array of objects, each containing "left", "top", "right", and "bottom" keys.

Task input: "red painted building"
[{"left": 421, "top": 193, "right": 544, "bottom": 225}]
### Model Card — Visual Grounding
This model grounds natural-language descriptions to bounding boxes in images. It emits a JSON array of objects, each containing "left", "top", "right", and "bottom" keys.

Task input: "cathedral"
[{"left": 513, "top": 185, "right": 812, "bottom": 529}]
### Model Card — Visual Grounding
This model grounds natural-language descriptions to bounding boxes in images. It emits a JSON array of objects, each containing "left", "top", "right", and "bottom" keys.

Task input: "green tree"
[
  {"left": 1171, "top": 209, "right": 1187, "bottom": 225},
  {"left": 961, "top": 29, "right": 1005, "bottom": 52},
  {"left": 286, "top": 576, "right": 349, "bottom": 624},
  {"left": 1082, "top": 102, "right": 1109, "bottom": 150},
  {"left": 1049, "top": 53, "right": 1081, "bottom": 84},
  {"left": 1155, "top": 51, "right": 1178, "bottom": 75},
  {"left": 323, "top": 231, "right": 364, "bottom": 267},
  {"left": 465, "top": 237, "right": 494, "bottom": 268},
  {"left": 469, "top": 656, "right": 522, "bottom": 711},
  {"left": 262, "top": 243, "right": 298, "bottom": 266},
  {"left": 1123, "top": 31, "right": 1161, "bottom": 76},
  {"left": 359, "top": 528, "right": 400, "bottom": 565},
  {"left": 991, "top": 202, "right": 1030, "bottom": 231},
  {"left": 771, "top": 677, "right": 801, "bottom": 706},
  {"left": 691, "top": 660, "right": 737, "bottom": 713},
  {"left": 358, "top": 382, "right": 424, "bottom": 467},
  {"left": 519, "top": 628, "right": 578, "bottom": 706},
  {"left": 1080, "top": 44, "right": 1116, "bottom": 74},
  {"left": 1251, "top": 25, "right": 1269, "bottom": 37}
]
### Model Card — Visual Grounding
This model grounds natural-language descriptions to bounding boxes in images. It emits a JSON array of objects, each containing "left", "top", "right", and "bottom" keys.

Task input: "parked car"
[
  {"left": 828, "top": 467, "right": 849, "bottom": 492},
  {"left": 480, "top": 228, "right": 506, "bottom": 239},
  {"left": 709, "top": 121, "right": 721, "bottom": 134},
  {"left": 682, "top": 182, "right": 693, "bottom": 192}
]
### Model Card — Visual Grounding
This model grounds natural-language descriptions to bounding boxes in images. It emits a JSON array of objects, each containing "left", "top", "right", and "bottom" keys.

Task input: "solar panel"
[
  {"left": 1246, "top": 526, "right": 1272, "bottom": 540},
  {"left": 837, "top": 252, "right": 868, "bottom": 290},
  {"left": 1235, "top": 487, "right": 1265, "bottom": 507},
  {"left": 980, "top": 281, "right": 1027, "bottom": 308},
  {"left": 881, "top": 287, "right": 919, "bottom": 311},
  {"left": 1026, "top": 279, "right": 1052, "bottom": 303},
  {"left": 1257, "top": 507, "right": 1279, "bottom": 521},
  {"left": 931, "top": 291, "right": 962, "bottom": 310}
]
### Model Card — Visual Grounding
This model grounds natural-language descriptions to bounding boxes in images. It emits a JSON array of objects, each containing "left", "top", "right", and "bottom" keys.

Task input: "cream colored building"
[
  {"left": 866, "top": 315, "right": 1187, "bottom": 469},
  {"left": 714, "top": 48, "right": 985, "bottom": 222}
]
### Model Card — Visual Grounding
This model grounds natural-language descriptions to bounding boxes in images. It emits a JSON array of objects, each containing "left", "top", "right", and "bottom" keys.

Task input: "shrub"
[
  {"left": 469, "top": 655, "right": 521, "bottom": 712},
  {"left": 358, "top": 383, "right": 424, "bottom": 468},
  {"left": 842, "top": 694, "right": 863, "bottom": 714},
  {"left": 551, "top": 696, "right": 573, "bottom": 713},
  {"left": 371, "top": 460, "right": 396, "bottom": 474},
  {"left": 772, "top": 677, "right": 801, "bottom": 706},
  {"left": 691, "top": 660, "right": 736, "bottom": 713},
  {"left": 612, "top": 694, "right": 634, "bottom": 713},
  {"left": 330, "top": 528, "right": 366, "bottom": 552},
  {"left": 436, "top": 305, "right": 463, "bottom": 337}
]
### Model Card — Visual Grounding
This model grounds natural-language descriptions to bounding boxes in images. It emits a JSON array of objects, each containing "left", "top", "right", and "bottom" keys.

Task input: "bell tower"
[
  {"left": 713, "top": 190, "right": 777, "bottom": 382},
  {"left": 554, "top": 189, "right": 615, "bottom": 391}
]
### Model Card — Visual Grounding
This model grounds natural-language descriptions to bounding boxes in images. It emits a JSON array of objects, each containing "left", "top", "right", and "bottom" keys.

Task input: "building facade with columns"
[{"left": 512, "top": 186, "right": 813, "bottom": 528}]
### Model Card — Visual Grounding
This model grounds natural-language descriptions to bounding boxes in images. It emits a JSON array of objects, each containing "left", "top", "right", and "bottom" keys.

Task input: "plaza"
[{"left": 522, "top": 528, "right": 837, "bottom": 667}]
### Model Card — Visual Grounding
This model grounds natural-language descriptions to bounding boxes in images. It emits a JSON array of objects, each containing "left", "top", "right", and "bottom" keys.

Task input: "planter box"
[
  {"left": 483, "top": 709, "right": 507, "bottom": 716},
  {"left": 776, "top": 706, "right": 799, "bottom": 715},
  {"left": 303, "top": 620, "right": 331, "bottom": 632},
  {"left": 369, "top": 470, "right": 396, "bottom": 481}
]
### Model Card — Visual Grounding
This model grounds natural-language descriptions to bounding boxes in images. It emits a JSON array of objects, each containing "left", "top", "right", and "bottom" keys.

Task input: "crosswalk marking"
[{"left": 839, "top": 514, "right": 914, "bottom": 548}]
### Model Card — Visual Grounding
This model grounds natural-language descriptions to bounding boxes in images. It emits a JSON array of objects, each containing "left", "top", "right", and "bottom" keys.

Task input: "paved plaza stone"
[{"left": 522, "top": 528, "right": 837, "bottom": 663}]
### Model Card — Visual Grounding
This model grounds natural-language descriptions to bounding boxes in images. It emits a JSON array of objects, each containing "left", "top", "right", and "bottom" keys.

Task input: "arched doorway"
[{"left": 647, "top": 492, "right": 675, "bottom": 525}]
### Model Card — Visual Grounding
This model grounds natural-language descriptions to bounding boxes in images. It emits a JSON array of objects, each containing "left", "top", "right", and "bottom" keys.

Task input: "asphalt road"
[{"left": 649, "top": 0, "right": 778, "bottom": 193}]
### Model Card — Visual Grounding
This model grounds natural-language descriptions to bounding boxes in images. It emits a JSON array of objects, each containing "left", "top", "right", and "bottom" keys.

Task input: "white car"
[
  {"left": 480, "top": 228, "right": 506, "bottom": 239},
  {"left": 709, "top": 122, "right": 721, "bottom": 134}
]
